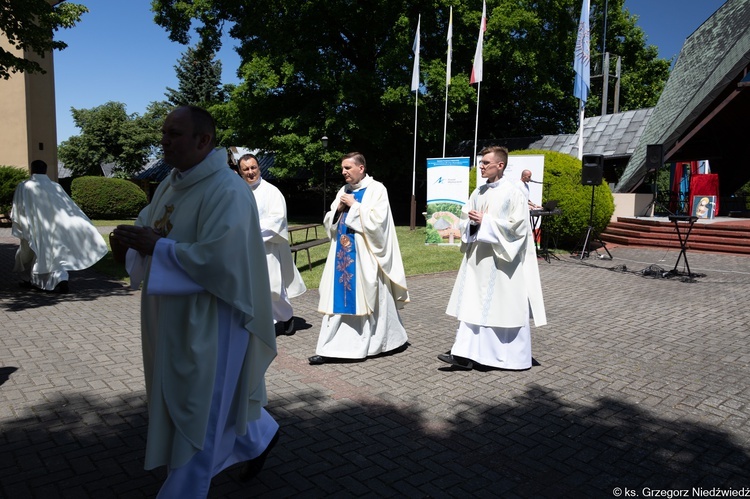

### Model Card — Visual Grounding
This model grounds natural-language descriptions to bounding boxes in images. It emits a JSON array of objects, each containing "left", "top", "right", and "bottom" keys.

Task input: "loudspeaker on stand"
[
  {"left": 646, "top": 144, "right": 664, "bottom": 172},
  {"left": 581, "top": 154, "right": 603, "bottom": 186}
]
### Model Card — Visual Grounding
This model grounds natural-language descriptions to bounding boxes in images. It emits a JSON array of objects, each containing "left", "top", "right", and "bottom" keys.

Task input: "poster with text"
[
  {"left": 475, "top": 154, "right": 546, "bottom": 208},
  {"left": 426, "top": 157, "right": 470, "bottom": 245}
]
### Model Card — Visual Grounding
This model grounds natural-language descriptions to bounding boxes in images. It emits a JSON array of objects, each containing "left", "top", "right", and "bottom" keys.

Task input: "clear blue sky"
[{"left": 53, "top": 0, "right": 728, "bottom": 144}]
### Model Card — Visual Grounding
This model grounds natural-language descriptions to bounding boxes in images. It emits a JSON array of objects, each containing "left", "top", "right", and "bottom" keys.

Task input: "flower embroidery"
[{"left": 336, "top": 242, "right": 354, "bottom": 307}]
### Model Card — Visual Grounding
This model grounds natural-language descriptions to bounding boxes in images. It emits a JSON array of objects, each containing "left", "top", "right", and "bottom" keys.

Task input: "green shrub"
[
  {"left": 71, "top": 176, "right": 147, "bottom": 219},
  {"left": 424, "top": 227, "right": 443, "bottom": 244},
  {"left": 511, "top": 149, "right": 615, "bottom": 247},
  {"left": 0, "top": 166, "right": 29, "bottom": 214}
]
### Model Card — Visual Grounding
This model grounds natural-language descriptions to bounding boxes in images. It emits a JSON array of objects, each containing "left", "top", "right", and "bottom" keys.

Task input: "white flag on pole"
[
  {"left": 411, "top": 15, "right": 421, "bottom": 92},
  {"left": 470, "top": 0, "right": 487, "bottom": 85},
  {"left": 446, "top": 7, "right": 453, "bottom": 86}
]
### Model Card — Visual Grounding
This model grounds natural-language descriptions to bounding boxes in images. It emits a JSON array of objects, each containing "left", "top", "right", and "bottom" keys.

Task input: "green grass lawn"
[
  {"left": 92, "top": 220, "right": 464, "bottom": 290},
  {"left": 292, "top": 225, "right": 464, "bottom": 289},
  {"left": 91, "top": 220, "right": 134, "bottom": 283}
]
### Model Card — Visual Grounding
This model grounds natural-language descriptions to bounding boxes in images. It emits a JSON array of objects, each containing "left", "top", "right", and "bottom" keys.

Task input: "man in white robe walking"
[
  {"left": 439, "top": 146, "right": 546, "bottom": 371},
  {"left": 309, "top": 152, "right": 409, "bottom": 365},
  {"left": 113, "top": 106, "right": 278, "bottom": 498},
  {"left": 11, "top": 159, "right": 108, "bottom": 293},
  {"left": 239, "top": 153, "right": 307, "bottom": 334}
]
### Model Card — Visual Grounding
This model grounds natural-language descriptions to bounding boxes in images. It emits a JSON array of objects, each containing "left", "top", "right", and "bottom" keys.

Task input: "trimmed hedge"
[
  {"left": 0, "top": 166, "right": 29, "bottom": 214},
  {"left": 511, "top": 149, "right": 615, "bottom": 247},
  {"left": 71, "top": 176, "right": 147, "bottom": 219}
]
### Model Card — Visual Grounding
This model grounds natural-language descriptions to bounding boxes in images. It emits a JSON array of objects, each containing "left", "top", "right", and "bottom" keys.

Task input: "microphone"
[{"left": 528, "top": 180, "right": 543, "bottom": 184}]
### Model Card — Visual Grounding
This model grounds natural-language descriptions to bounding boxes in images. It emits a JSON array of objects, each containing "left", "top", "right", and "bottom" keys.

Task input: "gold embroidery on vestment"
[{"left": 154, "top": 205, "right": 174, "bottom": 235}]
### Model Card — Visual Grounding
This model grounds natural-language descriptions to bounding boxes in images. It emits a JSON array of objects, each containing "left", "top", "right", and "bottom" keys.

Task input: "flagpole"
[
  {"left": 443, "top": 6, "right": 453, "bottom": 158},
  {"left": 411, "top": 88, "right": 418, "bottom": 230},
  {"left": 573, "top": 0, "right": 590, "bottom": 161},
  {"left": 473, "top": 82, "right": 481, "bottom": 167},
  {"left": 578, "top": 100, "right": 584, "bottom": 160},
  {"left": 442, "top": 79, "right": 449, "bottom": 158},
  {"left": 410, "top": 15, "right": 420, "bottom": 231},
  {"left": 470, "top": 1, "right": 487, "bottom": 168}
]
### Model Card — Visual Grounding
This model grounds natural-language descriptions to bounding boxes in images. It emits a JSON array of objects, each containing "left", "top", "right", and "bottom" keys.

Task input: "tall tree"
[
  {"left": 151, "top": 0, "right": 670, "bottom": 186},
  {"left": 165, "top": 42, "right": 228, "bottom": 108},
  {"left": 153, "top": 0, "right": 447, "bottom": 183},
  {"left": 0, "top": 0, "right": 88, "bottom": 79},
  {"left": 58, "top": 101, "right": 168, "bottom": 176}
]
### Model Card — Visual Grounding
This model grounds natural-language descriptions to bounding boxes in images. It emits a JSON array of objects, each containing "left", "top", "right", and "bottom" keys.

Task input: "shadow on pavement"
[
  {"left": 1, "top": 384, "right": 748, "bottom": 497},
  {"left": 0, "top": 242, "right": 134, "bottom": 311}
]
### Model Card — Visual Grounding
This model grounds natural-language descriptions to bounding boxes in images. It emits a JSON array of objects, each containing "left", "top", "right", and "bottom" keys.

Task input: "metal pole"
[
  {"left": 601, "top": 52, "right": 609, "bottom": 115},
  {"left": 321, "top": 136, "right": 328, "bottom": 215},
  {"left": 601, "top": 0, "right": 609, "bottom": 115},
  {"left": 579, "top": 184, "right": 596, "bottom": 261}
]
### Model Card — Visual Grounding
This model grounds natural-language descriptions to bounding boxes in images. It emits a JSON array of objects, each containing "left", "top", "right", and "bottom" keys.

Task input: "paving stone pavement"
[{"left": 1, "top": 229, "right": 750, "bottom": 498}]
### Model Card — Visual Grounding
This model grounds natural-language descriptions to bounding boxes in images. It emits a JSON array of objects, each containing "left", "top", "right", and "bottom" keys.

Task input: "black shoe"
[
  {"left": 239, "top": 430, "right": 280, "bottom": 482},
  {"left": 18, "top": 281, "right": 34, "bottom": 290},
  {"left": 308, "top": 355, "right": 326, "bottom": 365},
  {"left": 282, "top": 317, "right": 295, "bottom": 335},
  {"left": 437, "top": 352, "right": 473, "bottom": 370}
]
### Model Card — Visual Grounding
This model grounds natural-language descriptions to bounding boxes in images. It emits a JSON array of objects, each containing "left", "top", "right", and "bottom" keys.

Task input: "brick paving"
[{"left": 2, "top": 229, "right": 750, "bottom": 498}]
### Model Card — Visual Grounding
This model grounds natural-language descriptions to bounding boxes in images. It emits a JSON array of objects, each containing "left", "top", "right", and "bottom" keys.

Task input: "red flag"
[{"left": 470, "top": 0, "right": 487, "bottom": 84}]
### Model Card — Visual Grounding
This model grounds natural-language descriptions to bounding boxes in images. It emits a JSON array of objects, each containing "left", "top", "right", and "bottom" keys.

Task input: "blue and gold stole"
[{"left": 332, "top": 188, "right": 366, "bottom": 314}]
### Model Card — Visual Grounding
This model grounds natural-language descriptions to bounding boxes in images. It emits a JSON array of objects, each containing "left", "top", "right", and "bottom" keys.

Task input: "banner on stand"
[{"left": 425, "top": 157, "right": 470, "bottom": 244}]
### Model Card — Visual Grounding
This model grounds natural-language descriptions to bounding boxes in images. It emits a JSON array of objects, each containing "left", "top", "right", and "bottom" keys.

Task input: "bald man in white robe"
[{"left": 114, "top": 106, "right": 278, "bottom": 498}]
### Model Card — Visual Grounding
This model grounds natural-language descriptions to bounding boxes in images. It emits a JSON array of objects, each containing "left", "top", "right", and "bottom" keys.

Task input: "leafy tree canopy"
[
  {"left": 150, "top": 0, "right": 670, "bottom": 186},
  {"left": 0, "top": 0, "right": 88, "bottom": 79},
  {"left": 58, "top": 101, "right": 169, "bottom": 177}
]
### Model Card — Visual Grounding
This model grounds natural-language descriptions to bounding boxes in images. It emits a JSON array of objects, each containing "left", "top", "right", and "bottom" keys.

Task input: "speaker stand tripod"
[
  {"left": 638, "top": 168, "right": 674, "bottom": 218},
  {"left": 572, "top": 184, "right": 612, "bottom": 261}
]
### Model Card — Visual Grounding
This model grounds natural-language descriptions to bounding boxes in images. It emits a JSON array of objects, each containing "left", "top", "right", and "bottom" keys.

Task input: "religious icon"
[{"left": 692, "top": 195, "right": 715, "bottom": 219}]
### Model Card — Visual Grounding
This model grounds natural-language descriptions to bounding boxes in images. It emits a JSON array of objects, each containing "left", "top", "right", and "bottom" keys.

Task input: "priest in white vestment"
[
  {"left": 309, "top": 152, "right": 409, "bottom": 365},
  {"left": 113, "top": 106, "right": 278, "bottom": 498},
  {"left": 440, "top": 146, "right": 546, "bottom": 371},
  {"left": 239, "top": 153, "right": 306, "bottom": 335},
  {"left": 11, "top": 160, "right": 108, "bottom": 293}
]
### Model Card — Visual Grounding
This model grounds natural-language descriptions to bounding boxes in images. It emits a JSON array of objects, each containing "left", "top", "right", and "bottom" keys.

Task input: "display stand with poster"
[
  {"left": 474, "top": 154, "right": 546, "bottom": 208},
  {"left": 425, "top": 157, "right": 470, "bottom": 245},
  {"left": 690, "top": 173, "right": 719, "bottom": 217}
]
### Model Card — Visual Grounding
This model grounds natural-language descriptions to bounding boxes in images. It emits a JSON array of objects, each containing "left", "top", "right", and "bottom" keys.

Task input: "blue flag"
[{"left": 573, "top": 0, "right": 590, "bottom": 103}]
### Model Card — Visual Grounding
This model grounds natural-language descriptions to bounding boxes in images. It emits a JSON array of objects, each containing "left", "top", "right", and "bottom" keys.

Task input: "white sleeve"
[{"left": 146, "top": 238, "right": 205, "bottom": 295}]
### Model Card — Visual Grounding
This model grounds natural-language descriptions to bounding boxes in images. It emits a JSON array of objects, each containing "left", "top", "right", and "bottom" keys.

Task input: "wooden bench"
[{"left": 289, "top": 223, "right": 328, "bottom": 271}]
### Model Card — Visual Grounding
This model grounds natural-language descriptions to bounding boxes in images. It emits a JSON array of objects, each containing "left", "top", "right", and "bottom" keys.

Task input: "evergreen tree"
[{"left": 165, "top": 43, "right": 227, "bottom": 108}]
